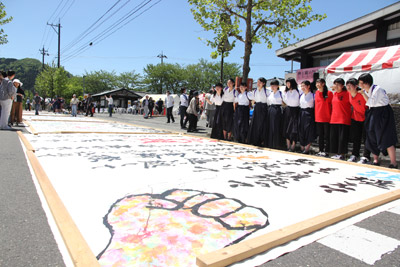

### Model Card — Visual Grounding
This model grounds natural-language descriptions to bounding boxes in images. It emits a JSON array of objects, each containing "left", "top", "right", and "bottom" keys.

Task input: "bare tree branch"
[
  {"left": 222, "top": 6, "right": 246, "bottom": 20},
  {"left": 228, "top": 32, "right": 245, "bottom": 43},
  {"left": 252, "top": 20, "right": 280, "bottom": 37}
]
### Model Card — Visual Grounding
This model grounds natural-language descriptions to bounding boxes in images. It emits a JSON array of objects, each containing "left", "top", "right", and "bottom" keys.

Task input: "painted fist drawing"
[{"left": 98, "top": 189, "right": 269, "bottom": 266}]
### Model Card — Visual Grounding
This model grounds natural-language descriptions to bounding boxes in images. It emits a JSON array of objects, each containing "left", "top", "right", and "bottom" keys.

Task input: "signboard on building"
[{"left": 296, "top": 66, "right": 326, "bottom": 84}]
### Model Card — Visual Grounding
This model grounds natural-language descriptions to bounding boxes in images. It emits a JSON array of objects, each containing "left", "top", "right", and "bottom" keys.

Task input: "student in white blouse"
[
  {"left": 248, "top": 77, "right": 270, "bottom": 146},
  {"left": 207, "top": 83, "right": 225, "bottom": 139},
  {"left": 233, "top": 82, "right": 254, "bottom": 143},
  {"left": 266, "top": 79, "right": 284, "bottom": 149},
  {"left": 221, "top": 78, "right": 236, "bottom": 140},
  {"left": 282, "top": 77, "right": 300, "bottom": 152},
  {"left": 358, "top": 73, "right": 397, "bottom": 168},
  {"left": 298, "top": 80, "right": 316, "bottom": 154}
]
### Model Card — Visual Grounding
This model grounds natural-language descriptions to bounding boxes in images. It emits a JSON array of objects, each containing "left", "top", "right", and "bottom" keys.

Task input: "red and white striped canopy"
[{"left": 326, "top": 45, "right": 400, "bottom": 74}]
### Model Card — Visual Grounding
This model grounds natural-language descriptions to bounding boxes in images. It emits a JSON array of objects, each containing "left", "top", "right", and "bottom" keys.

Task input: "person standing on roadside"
[
  {"left": 165, "top": 90, "right": 175, "bottom": 123},
  {"left": 143, "top": 95, "right": 150, "bottom": 119},
  {"left": 33, "top": 92, "right": 41, "bottom": 116},
  {"left": 85, "top": 93, "right": 94, "bottom": 117},
  {"left": 0, "top": 70, "right": 17, "bottom": 129},
  {"left": 204, "top": 88, "right": 215, "bottom": 128},
  {"left": 10, "top": 79, "right": 24, "bottom": 126},
  {"left": 105, "top": 95, "right": 114, "bottom": 117},
  {"left": 179, "top": 88, "right": 189, "bottom": 129},
  {"left": 70, "top": 94, "right": 79, "bottom": 117}
]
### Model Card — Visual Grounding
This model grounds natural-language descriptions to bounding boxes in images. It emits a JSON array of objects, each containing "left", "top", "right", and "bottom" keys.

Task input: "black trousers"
[
  {"left": 86, "top": 104, "right": 93, "bottom": 116},
  {"left": 188, "top": 113, "right": 197, "bottom": 131},
  {"left": 330, "top": 124, "right": 350, "bottom": 154},
  {"left": 166, "top": 107, "right": 174, "bottom": 122},
  {"left": 316, "top": 122, "right": 330, "bottom": 152},
  {"left": 179, "top": 106, "right": 188, "bottom": 127}
]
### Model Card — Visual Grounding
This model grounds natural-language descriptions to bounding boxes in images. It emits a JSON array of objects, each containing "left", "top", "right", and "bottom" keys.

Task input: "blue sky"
[{"left": 1, "top": 0, "right": 398, "bottom": 80}]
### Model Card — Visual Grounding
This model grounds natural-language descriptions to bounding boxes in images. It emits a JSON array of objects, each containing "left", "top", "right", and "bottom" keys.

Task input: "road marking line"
[{"left": 317, "top": 225, "right": 400, "bottom": 265}]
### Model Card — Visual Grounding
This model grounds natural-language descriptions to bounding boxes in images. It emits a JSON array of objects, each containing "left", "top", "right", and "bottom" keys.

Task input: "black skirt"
[
  {"left": 247, "top": 103, "right": 268, "bottom": 146},
  {"left": 365, "top": 105, "right": 398, "bottom": 155},
  {"left": 267, "top": 105, "right": 284, "bottom": 149},
  {"left": 221, "top": 101, "right": 234, "bottom": 133},
  {"left": 283, "top": 106, "right": 300, "bottom": 142},
  {"left": 298, "top": 108, "right": 316, "bottom": 146},
  {"left": 211, "top": 105, "right": 224, "bottom": 139},
  {"left": 234, "top": 105, "right": 250, "bottom": 143}
]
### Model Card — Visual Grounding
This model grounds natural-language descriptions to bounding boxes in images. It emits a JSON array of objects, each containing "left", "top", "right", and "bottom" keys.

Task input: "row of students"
[{"left": 207, "top": 74, "right": 397, "bottom": 168}]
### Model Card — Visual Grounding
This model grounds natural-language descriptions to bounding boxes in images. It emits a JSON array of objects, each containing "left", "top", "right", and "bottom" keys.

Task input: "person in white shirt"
[
  {"left": 221, "top": 78, "right": 236, "bottom": 140},
  {"left": 233, "top": 82, "right": 254, "bottom": 143},
  {"left": 142, "top": 95, "right": 150, "bottom": 119},
  {"left": 204, "top": 89, "right": 216, "bottom": 128},
  {"left": 282, "top": 77, "right": 300, "bottom": 152},
  {"left": 266, "top": 79, "right": 284, "bottom": 149},
  {"left": 358, "top": 73, "right": 397, "bottom": 168},
  {"left": 298, "top": 80, "right": 316, "bottom": 154},
  {"left": 248, "top": 77, "right": 269, "bottom": 146},
  {"left": 206, "top": 83, "right": 224, "bottom": 139},
  {"left": 179, "top": 88, "right": 189, "bottom": 129},
  {"left": 165, "top": 90, "right": 175, "bottom": 123},
  {"left": 70, "top": 94, "right": 79, "bottom": 117},
  {"left": 105, "top": 95, "right": 113, "bottom": 117},
  {"left": 0, "top": 70, "right": 16, "bottom": 130}
]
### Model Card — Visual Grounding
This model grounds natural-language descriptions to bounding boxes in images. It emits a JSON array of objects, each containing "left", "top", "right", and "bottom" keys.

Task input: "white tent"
[{"left": 325, "top": 45, "right": 400, "bottom": 94}]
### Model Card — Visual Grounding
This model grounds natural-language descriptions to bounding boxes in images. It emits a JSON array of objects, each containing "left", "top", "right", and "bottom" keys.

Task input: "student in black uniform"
[
  {"left": 298, "top": 80, "right": 316, "bottom": 154},
  {"left": 234, "top": 82, "right": 254, "bottom": 143},
  {"left": 247, "top": 77, "right": 269, "bottom": 147},
  {"left": 266, "top": 79, "right": 284, "bottom": 149},
  {"left": 282, "top": 77, "right": 300, "bottom": 152},
  {"left": 358, "top": 73, "right": 397, "bottom": 168},
  {"left": 221, "top": 78, "right": 236, "bottom": 140},
  {"left": 206, "top": 83, "right": 224, "bottom": 139}
]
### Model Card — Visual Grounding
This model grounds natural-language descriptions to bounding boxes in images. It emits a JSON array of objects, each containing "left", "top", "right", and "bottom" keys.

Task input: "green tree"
[
  {"left": 115, "top": 71, "right": 142, "bottom": 90},
  {"left": 185, "top": 59, "right": 241, "bottom": 92},
  {"left": 34, "top": 65, "right": 57, "bottom": 99},
  {"left": 54, "top": 67, "right": 69, "bottom": 97},
  {"left": 0, "top": 3, "right": 12, "bottom": 45},
  {"left": 188, "top": 0, "right": 326, "bottom": 79},
  {"left": 83, "top": 70, "right": 117, "bottom": 94},
  {"left": 143, "top": 63, "right": 185, "bottom": 94}
]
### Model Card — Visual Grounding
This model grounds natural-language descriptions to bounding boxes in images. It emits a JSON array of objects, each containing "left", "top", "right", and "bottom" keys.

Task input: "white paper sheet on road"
[{"left": 24, "top": 131, "right": 400, "bottom": 267}]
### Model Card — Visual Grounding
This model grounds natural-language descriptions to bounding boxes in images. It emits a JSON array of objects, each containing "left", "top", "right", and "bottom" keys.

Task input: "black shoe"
[
  {"left": 181, "top": 127, "right": 187, "bottom": 129},
  {"left": 372, "top": 161, "right": 380, "bottom": 166},
  {"left": 166, "top": 121, "right": 170, "bottom": 123},
  {"left": 302, "top": 150, "right": 310, "bottom": 155},
  {"left": 388, "top": 164, "right": 398, "bottom": 169}
]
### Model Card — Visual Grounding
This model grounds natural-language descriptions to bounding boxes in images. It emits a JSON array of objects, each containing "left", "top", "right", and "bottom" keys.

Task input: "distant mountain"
[{"left": 0, "top": 58, "right": 42, "bottom": 93}]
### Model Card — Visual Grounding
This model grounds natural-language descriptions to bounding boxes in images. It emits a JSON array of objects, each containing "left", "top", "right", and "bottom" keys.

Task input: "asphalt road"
[{"left": 0, "top": 129, "right": 65, "bottom": 267}]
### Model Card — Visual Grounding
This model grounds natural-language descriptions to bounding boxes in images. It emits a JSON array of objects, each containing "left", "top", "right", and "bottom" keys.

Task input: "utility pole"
[
  {"left": 47, "top": 19, "right": 61, "bottom": 68},
  {"left": 157, "top": 51, "right": 167, "bottom": 65},
  {"left": 39, "top": 46, "right": 49, "bottom": 70},
  {"left": 157, "top": 51, "right": 167, "bottom": 93}
]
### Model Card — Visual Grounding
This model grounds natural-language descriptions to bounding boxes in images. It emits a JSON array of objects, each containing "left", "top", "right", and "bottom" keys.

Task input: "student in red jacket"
[
  {"left": 314, "top": 79, "right": 333, "bottom": 157},
  {"left": 330, "top": 78, "right": 351, "bottom": 160},
  {"left": 346, "top": 78, "right": 370, "bottom": 163},
  {"left": 358, "top": 73, "right": 397, "bottom": 168}
]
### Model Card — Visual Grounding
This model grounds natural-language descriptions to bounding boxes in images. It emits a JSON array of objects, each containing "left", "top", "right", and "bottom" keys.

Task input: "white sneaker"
[
  {"left": 331, "top": 154, "right": 344, "bottom": 160},
  {"left": 317, "top": 152, "right": 328, "bottom": 157},
  {"left": 347, "top": 155, "right": 357, "bottom": 162},
  {"left": 357, "top": 157, "right": 370, "bottom": 164}
]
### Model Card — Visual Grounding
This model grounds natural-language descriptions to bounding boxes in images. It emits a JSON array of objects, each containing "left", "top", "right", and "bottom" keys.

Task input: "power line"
[
  {"left": 63, "top": 0, "right": 148, "bottom": 58},
  {"left": 61, "top": 0, "right": 125, "bottom": 54},
  {"left": 63, "top": 0, "right": 162, "bottom": 63}
]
